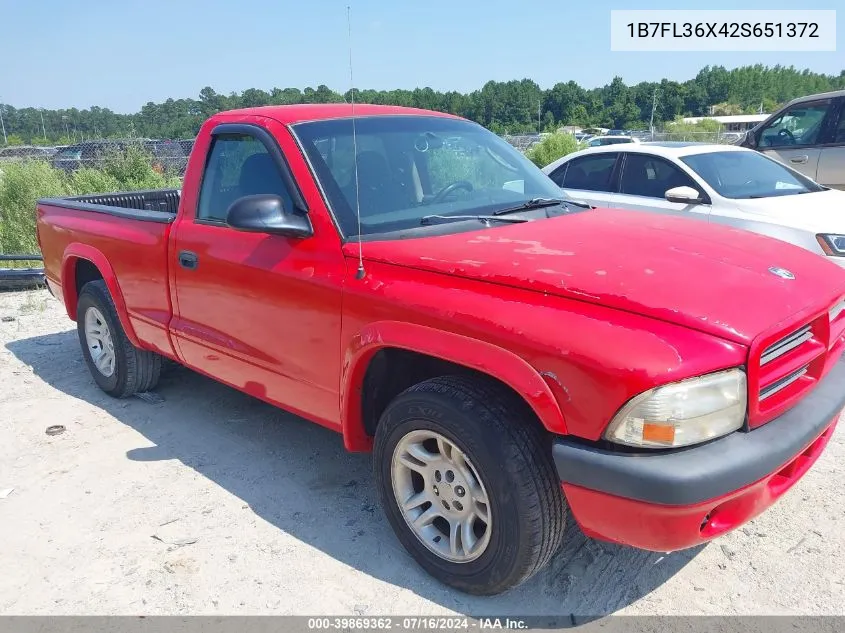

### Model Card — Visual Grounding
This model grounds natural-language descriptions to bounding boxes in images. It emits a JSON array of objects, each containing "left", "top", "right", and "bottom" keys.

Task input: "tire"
[
  {"left": 76, "top": 279, "right": 161, "bottom": 397},
  {"left": 373, "top": 375, "right": 566, "bottom": 595}
]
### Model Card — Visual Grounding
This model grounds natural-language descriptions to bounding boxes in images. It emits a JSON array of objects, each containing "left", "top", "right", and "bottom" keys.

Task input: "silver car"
[{"left": 740, "top": 89, "right": 845, "bottom": 190}]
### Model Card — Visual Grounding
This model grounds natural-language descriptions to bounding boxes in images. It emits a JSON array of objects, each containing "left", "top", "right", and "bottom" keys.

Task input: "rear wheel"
[
  {"left": 76, "top": 280, "right": 161, "bottom": 397},
  {"left": 373, "top": 375, "right": 566, "bottom": 595}
]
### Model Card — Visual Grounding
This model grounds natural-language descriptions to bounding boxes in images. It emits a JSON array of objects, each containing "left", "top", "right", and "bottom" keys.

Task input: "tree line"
[{"left": 2, "top": 64, "right": 844, "bottom": 145}]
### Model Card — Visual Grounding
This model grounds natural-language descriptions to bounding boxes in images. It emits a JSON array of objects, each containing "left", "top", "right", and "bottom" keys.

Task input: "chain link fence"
[
  {"left": 501, "top": 134, "right": 544, "bottom": 152},
  {"left": 648, "top": 130, "right": 743, "bottom": 144},
  {"left": 0, "top": 138, "right": 195, "bottom": 176}
]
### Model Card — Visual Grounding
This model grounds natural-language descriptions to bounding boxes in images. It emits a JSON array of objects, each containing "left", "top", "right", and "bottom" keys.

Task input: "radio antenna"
[{"left": 347, "top": 5, "right": 365, "bottom": 280}]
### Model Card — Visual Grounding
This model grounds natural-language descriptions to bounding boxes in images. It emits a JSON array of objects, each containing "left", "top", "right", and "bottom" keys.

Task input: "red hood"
[{"left": 351, "top": 209, "right": 845, "bottom": 345}]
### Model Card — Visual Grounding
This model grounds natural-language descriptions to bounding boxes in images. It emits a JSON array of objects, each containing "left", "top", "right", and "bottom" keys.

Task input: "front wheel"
[
  {"left": 373, "top": 376, "right": 566, "bottom": 595},
  {"left": 76, "top": 279, "right": 161, "bottom": 397}
]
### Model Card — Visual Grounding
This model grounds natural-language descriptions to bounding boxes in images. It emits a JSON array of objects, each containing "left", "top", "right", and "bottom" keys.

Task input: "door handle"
[
  {"left": 789, "top": 155, "right": 809, "bottom": 164},
  {"left": 178, "top": 250, "right": 199, "bottom": 270}
]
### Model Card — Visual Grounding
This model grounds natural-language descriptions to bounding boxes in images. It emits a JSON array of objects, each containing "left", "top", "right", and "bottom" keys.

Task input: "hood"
[
  {"left": 730, "top": 188, "right": 845, "bottom": 232},
  {"left": 354, "top": 208, "right": 845, "bottom": 345}
]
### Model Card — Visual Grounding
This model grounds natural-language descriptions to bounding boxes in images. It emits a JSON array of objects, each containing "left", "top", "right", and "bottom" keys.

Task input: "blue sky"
[{"left": 1, "top": 0, "right": 842, "bottom": 113}]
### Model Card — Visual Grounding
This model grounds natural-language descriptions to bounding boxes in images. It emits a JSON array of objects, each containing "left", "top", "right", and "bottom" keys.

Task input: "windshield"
[
  {"left": 680, "top": 150, "right": 823, "bottom": 199},
  {"left": 293, "top": 116, "right": 563, "bottom": 237}
]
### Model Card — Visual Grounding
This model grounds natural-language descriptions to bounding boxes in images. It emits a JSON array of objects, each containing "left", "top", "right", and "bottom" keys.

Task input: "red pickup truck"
[{"left": 36, "top": 104, "right": 845, "bottom": 595}]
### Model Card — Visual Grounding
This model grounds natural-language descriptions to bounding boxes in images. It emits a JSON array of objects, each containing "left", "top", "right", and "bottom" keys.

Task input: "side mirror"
[
  {"left": 226, "top": 194, "right": 313, "bottom": 238},
  {"left": 665, "top": 186, "right": 703, "bottom": 205}
]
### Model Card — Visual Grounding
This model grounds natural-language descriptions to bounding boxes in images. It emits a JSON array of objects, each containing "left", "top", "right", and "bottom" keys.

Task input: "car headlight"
[
  {"left": 816, "top": 234, "right": 845, "bottom": 257},
  {"left": 604, "top": 368, "right": 747, "bottom": 449}
]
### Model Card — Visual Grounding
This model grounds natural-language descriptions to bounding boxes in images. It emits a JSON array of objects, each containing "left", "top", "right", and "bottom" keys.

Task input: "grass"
[{"left": 0, "top": 147, "right": 182, "bottom": 258}]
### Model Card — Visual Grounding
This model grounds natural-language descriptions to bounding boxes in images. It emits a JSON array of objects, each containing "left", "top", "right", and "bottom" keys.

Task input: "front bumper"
[{"left": 553, "top": 356, "right": 845, "bottom": 551}]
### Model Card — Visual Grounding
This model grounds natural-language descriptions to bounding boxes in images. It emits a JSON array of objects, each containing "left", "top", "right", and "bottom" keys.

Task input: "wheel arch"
[
  {"left": 341, "top": 321, "right": 567, "bottom": 452},
  {"left": 61, "top": 244, "right": 142, "bottom": 347}
]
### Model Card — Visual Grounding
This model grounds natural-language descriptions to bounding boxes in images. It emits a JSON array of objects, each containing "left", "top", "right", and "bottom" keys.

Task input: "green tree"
[
  {"left": 525, "top": 133, "right": 581, "bottom": 168},
  {"left": 3, "top": 64, "right": 844, "bottom": 145}
]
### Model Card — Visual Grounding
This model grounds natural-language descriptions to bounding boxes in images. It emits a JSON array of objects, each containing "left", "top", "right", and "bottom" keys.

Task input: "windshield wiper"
[
  {"left": 493, "top": 197, "right": 591, "bottom": 216},
  {"left": 420, "top": 214, "right": 529, "bottom": 226}
]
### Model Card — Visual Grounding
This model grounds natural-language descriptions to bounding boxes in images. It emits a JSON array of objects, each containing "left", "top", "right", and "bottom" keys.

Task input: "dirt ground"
[{"left": 1, "top": 288, "right": 843, "bottom": 616}]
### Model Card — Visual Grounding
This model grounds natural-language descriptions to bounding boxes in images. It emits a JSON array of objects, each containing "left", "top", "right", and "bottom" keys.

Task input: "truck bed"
[
  {"left": 47, "top": 188, "right": 181, "bottom": 221},
  {"left": 36, "top": 188, "right": 180, "bottom": 357}
]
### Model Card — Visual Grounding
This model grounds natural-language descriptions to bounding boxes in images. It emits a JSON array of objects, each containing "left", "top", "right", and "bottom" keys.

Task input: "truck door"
[{"left": 170, "top": 117, "right": 345, "bottom": 429}]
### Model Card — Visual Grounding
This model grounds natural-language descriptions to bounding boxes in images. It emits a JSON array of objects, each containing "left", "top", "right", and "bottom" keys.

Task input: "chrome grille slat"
[
  {"left": 761, "top": 325, "right": 813, "bottom": 366},
  {"left": 830, "top": 299, "right": 845, "bottom": 324},
  {"left": 759, "top": 366, "right": 809, "bottom": 401}
]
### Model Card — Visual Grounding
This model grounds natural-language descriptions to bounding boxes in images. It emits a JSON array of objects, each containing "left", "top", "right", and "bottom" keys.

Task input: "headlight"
[
  {"left": 816, "top": 234, "right": 845, "bottom": 257},
  {"left": 604, "top": 369, "right": 747, "bottom": 449}
]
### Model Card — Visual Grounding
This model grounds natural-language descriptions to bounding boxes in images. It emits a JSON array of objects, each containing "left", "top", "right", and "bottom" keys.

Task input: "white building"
[{"left": 680, "top": 114, "right": 769, "bottom": 132}]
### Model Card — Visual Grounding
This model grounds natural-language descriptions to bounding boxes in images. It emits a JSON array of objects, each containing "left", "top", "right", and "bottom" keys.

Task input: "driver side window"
[
  {"left": 197, "top": 134, "right": 293, "bottom": 223},
  {"left": 759, "top": 102, "right": 830, "bottom": 148}
]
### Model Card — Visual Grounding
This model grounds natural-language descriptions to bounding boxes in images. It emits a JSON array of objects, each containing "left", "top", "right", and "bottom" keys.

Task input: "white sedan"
[{"left": 542, "top": 142, "right": 845, "bottom": 266}]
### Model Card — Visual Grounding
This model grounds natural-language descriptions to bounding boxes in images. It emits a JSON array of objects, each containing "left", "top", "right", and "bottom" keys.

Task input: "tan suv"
[{"left": 740, "top": 89, "right": 845, "bottom": 190}]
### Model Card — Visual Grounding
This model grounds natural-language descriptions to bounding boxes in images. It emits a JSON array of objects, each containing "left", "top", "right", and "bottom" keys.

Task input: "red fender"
[
  {"left": 61, "top": 243, "right": 142, "bottom": 348},
  {"left": 341, "top": 320, "right": 567, "bottom": 451}
]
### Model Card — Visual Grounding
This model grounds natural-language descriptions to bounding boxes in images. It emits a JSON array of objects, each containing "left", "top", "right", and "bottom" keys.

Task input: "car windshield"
[
  {"left": 293, "top": 116, "right": 564, "bottom": 237},
  {"left": 680, "top": 150, "right": 823, "bottom": 199}
]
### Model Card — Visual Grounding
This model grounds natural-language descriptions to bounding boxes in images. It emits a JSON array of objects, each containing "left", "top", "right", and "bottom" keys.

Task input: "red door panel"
[{"left": 170, "top": 116, "right": 346, "bottom": 430}]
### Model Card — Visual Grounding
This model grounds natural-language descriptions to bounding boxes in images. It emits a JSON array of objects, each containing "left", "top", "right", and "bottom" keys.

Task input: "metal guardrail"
[{"left": 0, "top": 254, "right": 46, "bottom": 291}]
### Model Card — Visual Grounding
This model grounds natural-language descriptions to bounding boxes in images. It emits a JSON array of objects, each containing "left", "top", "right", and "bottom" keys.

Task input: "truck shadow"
[{"left": 7, "top": 329, "right": 702, "bottom": 618}]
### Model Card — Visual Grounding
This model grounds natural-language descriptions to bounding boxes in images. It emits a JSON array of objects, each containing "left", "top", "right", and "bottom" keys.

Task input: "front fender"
[
  {"left": 341, "top": 320, "right": 567, "bottom": 451},
  {"left": 61, "top": 243, "right": 142, "bottom": 348}
]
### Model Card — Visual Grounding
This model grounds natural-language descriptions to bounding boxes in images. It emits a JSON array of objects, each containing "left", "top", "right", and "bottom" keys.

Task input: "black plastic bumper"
[{"left": 553, "top": 356, "right": 845, "bottom": 506}]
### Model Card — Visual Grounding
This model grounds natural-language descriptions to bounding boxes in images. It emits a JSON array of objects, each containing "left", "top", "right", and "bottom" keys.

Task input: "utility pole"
[
  {"left": 649, "top": 88, "right": 660, "bottom": 140},
  {"left": 39, "top": 108, "right": 47, "bottom": 143},
  {"left": 62, "top": 115, "right": 70, "bottom": 139},
  {"left": 538, "top": 99, "right": 541, "bottom": 135},
  {"left": 0, "top": 103, "right": 6, "bottom": 145}
]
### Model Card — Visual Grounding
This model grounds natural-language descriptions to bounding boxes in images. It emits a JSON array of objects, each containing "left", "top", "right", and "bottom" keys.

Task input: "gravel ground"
[{"left": 1, "top": 288, "right": 844, "bottom": 616}]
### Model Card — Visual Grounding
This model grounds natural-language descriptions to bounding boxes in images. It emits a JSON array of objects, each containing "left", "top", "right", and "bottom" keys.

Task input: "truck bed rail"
[{"left": 38, "top": 188, "right": 180, "bottom": 223}]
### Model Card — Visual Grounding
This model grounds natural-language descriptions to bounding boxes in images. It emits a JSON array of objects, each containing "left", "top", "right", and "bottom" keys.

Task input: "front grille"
[
  {"left": 751, "top": 307, "right": 839, "bottom": 427},
  {"left": 760, "top": 325, "right": 812, "bottom": 366}
]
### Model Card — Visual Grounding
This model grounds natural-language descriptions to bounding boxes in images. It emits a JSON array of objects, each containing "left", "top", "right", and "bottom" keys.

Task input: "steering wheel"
[
  {"left": 777, "top": 128, "right": 796, "bottom": 144},
  {"left": 433, "top": 180, "right": 473, "bottom": 203}
]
